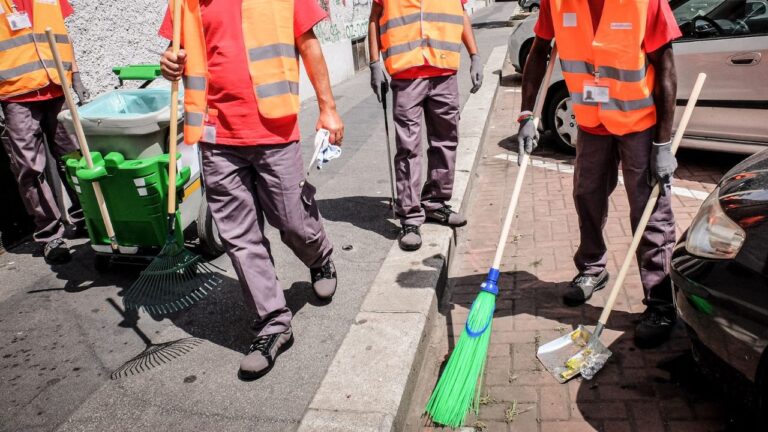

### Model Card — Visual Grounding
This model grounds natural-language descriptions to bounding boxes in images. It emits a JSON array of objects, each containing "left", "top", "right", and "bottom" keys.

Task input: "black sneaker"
[
  {"left": 634, "top": 300, "right": 677, "bottom": 349},
  {"left": 310, "top": 259, "right": 337, "bottom": 300},
  {"left": 563, "top": 270, "right": 609, "bottom": 306},
  {"left": 238, "top": 328, "right": 294, "bottom": 381},
  {"left": 398, "top": 224, "right": 422, "bottom": 251},
  {"left": 44, "top": 238, "right": 71, "bottom": 264},
  {"left": 425, "top": 204, "right": 467, "bottom": 227}
]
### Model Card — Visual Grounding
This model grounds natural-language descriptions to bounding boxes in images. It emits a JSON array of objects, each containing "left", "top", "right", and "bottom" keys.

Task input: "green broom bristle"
[
  {"left": 426, "top": 290, "right": 496, "bottom": 427},
  {"left": 123, "top": 240, "right": 223, "bottom": 315}
]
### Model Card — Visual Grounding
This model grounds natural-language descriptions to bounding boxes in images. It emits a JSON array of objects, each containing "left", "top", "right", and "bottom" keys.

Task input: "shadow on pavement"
[
  {"left": 433, "top": 270, "right": 759, "bottom": 430},
  {"left": 168, "top": 277, "right": 327, "bottom": 354},
  {"left": 318, "top": 195, "right": 400, "bottom": 240}
]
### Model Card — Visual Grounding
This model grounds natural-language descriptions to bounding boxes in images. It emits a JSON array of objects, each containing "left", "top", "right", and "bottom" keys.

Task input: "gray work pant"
[
  {"left": 573, "top": 127, "right": 676, "bottom": 302},
  {"left": 200, "top": 142, "right": 333, "bottom": 336},
  {"left": 391, "top": 74, "right": 460, "bottom": 226},
  {"left": 1, "top": 97, "right": 83, "bottom": 243}
]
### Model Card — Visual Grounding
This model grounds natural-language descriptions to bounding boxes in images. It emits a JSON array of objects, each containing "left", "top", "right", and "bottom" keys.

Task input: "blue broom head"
[{"left": 465, "top": 268, "right": 500, "bottom": 338}]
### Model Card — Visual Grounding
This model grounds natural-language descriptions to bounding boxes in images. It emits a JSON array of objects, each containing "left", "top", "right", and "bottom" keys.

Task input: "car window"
[{"left": 674, "top": 0, "right": 768, "bottom": 39}]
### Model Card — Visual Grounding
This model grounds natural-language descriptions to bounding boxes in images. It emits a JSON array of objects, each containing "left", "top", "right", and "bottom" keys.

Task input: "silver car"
[{"left": 507, "top": 0, "right": 768, "bottom": 154}]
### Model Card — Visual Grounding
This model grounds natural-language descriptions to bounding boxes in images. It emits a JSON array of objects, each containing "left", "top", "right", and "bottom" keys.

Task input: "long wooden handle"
[
  {"left": 167, "top": 0, "right": 183, "bottom": 216},
  {"left": 491, "top": 45, "right": 559, "bottom": 270},
  {"left": 46, "top": 28, "right": 119, "bottom": 250},
  {"left": 597, "top": 73, "right": 707, "bottom": 328}
]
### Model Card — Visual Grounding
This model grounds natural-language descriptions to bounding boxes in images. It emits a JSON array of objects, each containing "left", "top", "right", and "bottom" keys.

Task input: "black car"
[{"left": 672, "top": 148, "right": 768, "bottom": 417}]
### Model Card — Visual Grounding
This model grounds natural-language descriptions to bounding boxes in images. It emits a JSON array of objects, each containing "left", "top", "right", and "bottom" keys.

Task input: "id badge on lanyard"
[
  {"left": 583, "top": 72, "right": 610, "bottom": 104},
  {"left": 203, "top": 109, "right": 218, "bottom": 144}
]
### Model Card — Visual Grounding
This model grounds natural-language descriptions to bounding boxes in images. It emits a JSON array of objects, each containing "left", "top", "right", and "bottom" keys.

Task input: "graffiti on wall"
[{"left": 314, "top": 0, "right": 371, "bottom": 44}]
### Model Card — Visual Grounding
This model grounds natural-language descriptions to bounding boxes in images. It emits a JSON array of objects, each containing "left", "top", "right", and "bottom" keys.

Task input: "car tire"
[
  {"left": 529, "top": 5, "right": 540, "bottom": 12},
  {"left": 197, "top": 195, "right": 225, "bottom": 258},
  {"left": 545, "top": 85, "right": 578, "bottom": 153},
  {"left": 519, "top": 39, "right": 532, "bottom": 71}
]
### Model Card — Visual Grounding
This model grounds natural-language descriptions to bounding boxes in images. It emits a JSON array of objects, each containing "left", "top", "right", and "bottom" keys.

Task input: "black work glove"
[
  {"left": 71, "top": 72, "right": 90, "bottom": 105},
  {"left": 469, "top": 54, "right": 483, "bottom": 94},
  {"left": 516, "top": 111, "right": 538, "bottom": 166},
  {"left": 649, "top": 141, "right": 677, "bottom": 196},
  {"left": 370, "top": 60, "right": 389, "bottom": 103}
]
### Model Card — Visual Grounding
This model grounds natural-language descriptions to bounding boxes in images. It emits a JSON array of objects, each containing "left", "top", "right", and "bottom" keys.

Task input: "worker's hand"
[
  {"left": 160, "top": 48, "right": 187, "bottom": 82},
  {"left": 516, "top": 112, "right": 538, "bottom": 166},
  {"left": 649, "top": 141, "right": 677, "bottom": 196},
  {"left": 318, "top": 107, "right": 344, "bottom": 146},
  {"left": 71, "top": 72, "right": 90, "bottom": 105},
  {"left": 370, "top": 60, "right": 389, "bottom": 103},
  {"left": 469, "top": 54, "right": 483, "bottom": 94}
]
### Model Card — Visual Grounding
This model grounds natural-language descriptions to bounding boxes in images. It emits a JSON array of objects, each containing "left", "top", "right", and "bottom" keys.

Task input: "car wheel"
[
  {"left": 197, "top": 196, "right": 225, "bottom": 258},
  {"left": 519, "top": 39, "right": 532, "bottom": 71},
  {"left": 529, "top": 4, "right": 540, "bottom": 12},
  {"left": 546, "top": 85, "right": 578, "bottom": 153}
]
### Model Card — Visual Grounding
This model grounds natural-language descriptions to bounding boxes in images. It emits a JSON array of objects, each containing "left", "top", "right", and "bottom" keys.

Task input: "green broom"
[
  {"left": 425, "top": 45, "right": 559, "bottom": 427},
  {"left": 123, "top": 0, "right": 222, "bottom": 315}
]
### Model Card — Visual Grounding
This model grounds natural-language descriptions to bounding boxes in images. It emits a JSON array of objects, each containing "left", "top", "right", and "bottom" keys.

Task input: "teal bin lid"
[
  {"left": 58, "top": 89, "right": 183, "bottom": 137},
  {"left": 78, "top": 89, "right": 175, "bottom": 118}
]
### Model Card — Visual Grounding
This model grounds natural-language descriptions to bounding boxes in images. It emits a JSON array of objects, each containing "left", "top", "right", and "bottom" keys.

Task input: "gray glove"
[
  {"left": 370, "top": 60, "right": 389, "bottom": 103},
  {"left": 649, "top": 141, "right": 677, "bottom": 196},
  {"left": 470, "top": 54, "right": 482, "bottom": 94},
  {"left": 517, "top": 112, "right": 538, "bottom": 166},
  {"left": 71, "top": 72, "right": 90, "bottom": 105}
]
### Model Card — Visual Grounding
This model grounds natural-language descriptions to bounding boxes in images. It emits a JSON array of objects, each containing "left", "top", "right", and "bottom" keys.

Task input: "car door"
[{"left": 672, "top": 0, "right": 768, "bottom": 149}]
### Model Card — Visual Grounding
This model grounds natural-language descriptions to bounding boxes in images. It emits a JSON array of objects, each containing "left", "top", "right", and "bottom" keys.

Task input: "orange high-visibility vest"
[
  {"left": 379, "top": 0, "right": 465, "bottom": 76},
  {"left": 174, "top": 0, "right": 300, "bottom": 145},
  {"left": 0, "top": 0, "right": 74, "bottom": 99},
  {"left": 551, "top": 0, "right": 657, "bottom": 136}
]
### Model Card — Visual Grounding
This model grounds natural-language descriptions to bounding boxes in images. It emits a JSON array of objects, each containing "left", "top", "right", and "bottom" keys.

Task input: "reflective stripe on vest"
[
  {"left": 379, "top": 0, "right": 464, "bottom": 76},
  {"left": 0, "top": 0, "right": 74, "bottom": 99},
  {"left": 176, "top": 0, "right": 299, "bottom": 145},
  {"left": 551, "top": 0, "right": 656, "bottom": 136}
]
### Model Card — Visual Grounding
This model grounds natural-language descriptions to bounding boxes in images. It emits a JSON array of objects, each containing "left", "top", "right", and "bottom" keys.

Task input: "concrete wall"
[
  {"left": 65, "top": 0, "right": 491, "bottom": 100},
  {"left": 65, "top": 1, "right": 169, "bottom": 93}
]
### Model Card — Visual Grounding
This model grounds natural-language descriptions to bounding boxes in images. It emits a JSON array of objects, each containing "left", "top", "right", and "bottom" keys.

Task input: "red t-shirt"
[
  {"left": 4, "top": 0, "right": 74, "bottom": 103},
  {"left": 374, "top": 0, "right": 467, "bottom": 80},
  {"left": 159, "top": 0, "right": 327, "bottom": 145},
  {"left": 534, "top": 0, "right": 681, "bottom": 135}
]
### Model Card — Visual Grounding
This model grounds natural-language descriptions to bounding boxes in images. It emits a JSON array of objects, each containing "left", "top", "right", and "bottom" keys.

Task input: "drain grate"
[{"left": 110, "top": 337, "right": 203, "bottom": 380}]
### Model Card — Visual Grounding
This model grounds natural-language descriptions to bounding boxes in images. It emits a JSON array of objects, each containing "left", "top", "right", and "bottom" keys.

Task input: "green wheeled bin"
[{"left": 58, "top": 83, "right": 223, "bottom": 269}]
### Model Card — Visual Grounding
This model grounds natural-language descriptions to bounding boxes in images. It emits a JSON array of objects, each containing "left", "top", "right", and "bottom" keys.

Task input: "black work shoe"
[
  {"left": 238, "top": 328, "right": 294, "bottom": 381},
  {"left": 634, "top": 300, "right": 677, "bottom": 349},
  {"left": 310, "top": 259, "right": 337, "bottom": 300},
  {"left": 44, "top": 238, "right": 71, "bottom": 264},
  {"left": 425, "top": 204, "right": 467, "bottom": 227},
  {"left": 563, "top": 270, "right": 609, "bottom": 306},
  {"left": 70, "top": 221, "right": 88, "bottom": 239},
  {"left": 398, "top": 224, "right": 422, "bottom": 251}
]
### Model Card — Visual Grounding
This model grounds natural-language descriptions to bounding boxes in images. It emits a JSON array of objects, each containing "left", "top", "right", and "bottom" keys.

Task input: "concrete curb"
[{"left": 297, "top": 46, "right": 508, "bottom": 432}]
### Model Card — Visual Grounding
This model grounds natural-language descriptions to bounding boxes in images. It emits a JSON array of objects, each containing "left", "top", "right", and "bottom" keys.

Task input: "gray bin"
[{"left": 58, "top": 89, "right": 183, "bottom": 160}]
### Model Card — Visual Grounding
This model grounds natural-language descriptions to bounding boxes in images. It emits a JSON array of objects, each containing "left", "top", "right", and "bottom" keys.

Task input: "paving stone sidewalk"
[{"left": 420, "top": 75, "right": 746, "bottom": 432}]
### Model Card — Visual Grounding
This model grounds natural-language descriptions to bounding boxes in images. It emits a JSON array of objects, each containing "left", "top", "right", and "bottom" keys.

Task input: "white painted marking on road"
[{"left": 493, "top": 153, "right": 711, "bottom": 200}]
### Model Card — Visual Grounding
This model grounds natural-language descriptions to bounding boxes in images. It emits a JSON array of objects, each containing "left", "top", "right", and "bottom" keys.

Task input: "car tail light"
[{"left": 685, "top": 187, "right": 746, "bottom": 259}]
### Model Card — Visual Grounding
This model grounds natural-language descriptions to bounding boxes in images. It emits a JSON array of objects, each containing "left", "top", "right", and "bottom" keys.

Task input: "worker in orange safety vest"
[
  {"left": 368, "top": 0, "right": 482, "bottom": 252},
  {"left": 0, "top": 0, "right": 88, "bottom": 264},
  {"left": 519, "top": 0, "right": 683, "bottom": 349},
  {"left": 159, "top": 0, "right": 344, "bottom": 380}
]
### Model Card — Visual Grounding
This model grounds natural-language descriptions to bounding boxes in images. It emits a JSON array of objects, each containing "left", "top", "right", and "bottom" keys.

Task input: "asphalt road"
[{"left": 0, "top": 4, "right": 518, "bottom": 431}]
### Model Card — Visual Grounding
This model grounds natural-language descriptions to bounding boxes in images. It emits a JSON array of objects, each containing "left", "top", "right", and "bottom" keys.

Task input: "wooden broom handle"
[
  {"left": 597, "top": 73, "right": 707, "bottom": 327},
  {"left": 45, "top": 28, "right": 119, "bottom": 250},
  {"left": 491, "top": 45, "right": 559, "bottom": 270},
  {"left": 167, "top": 0, "right": 183, "bottom": 216}
]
